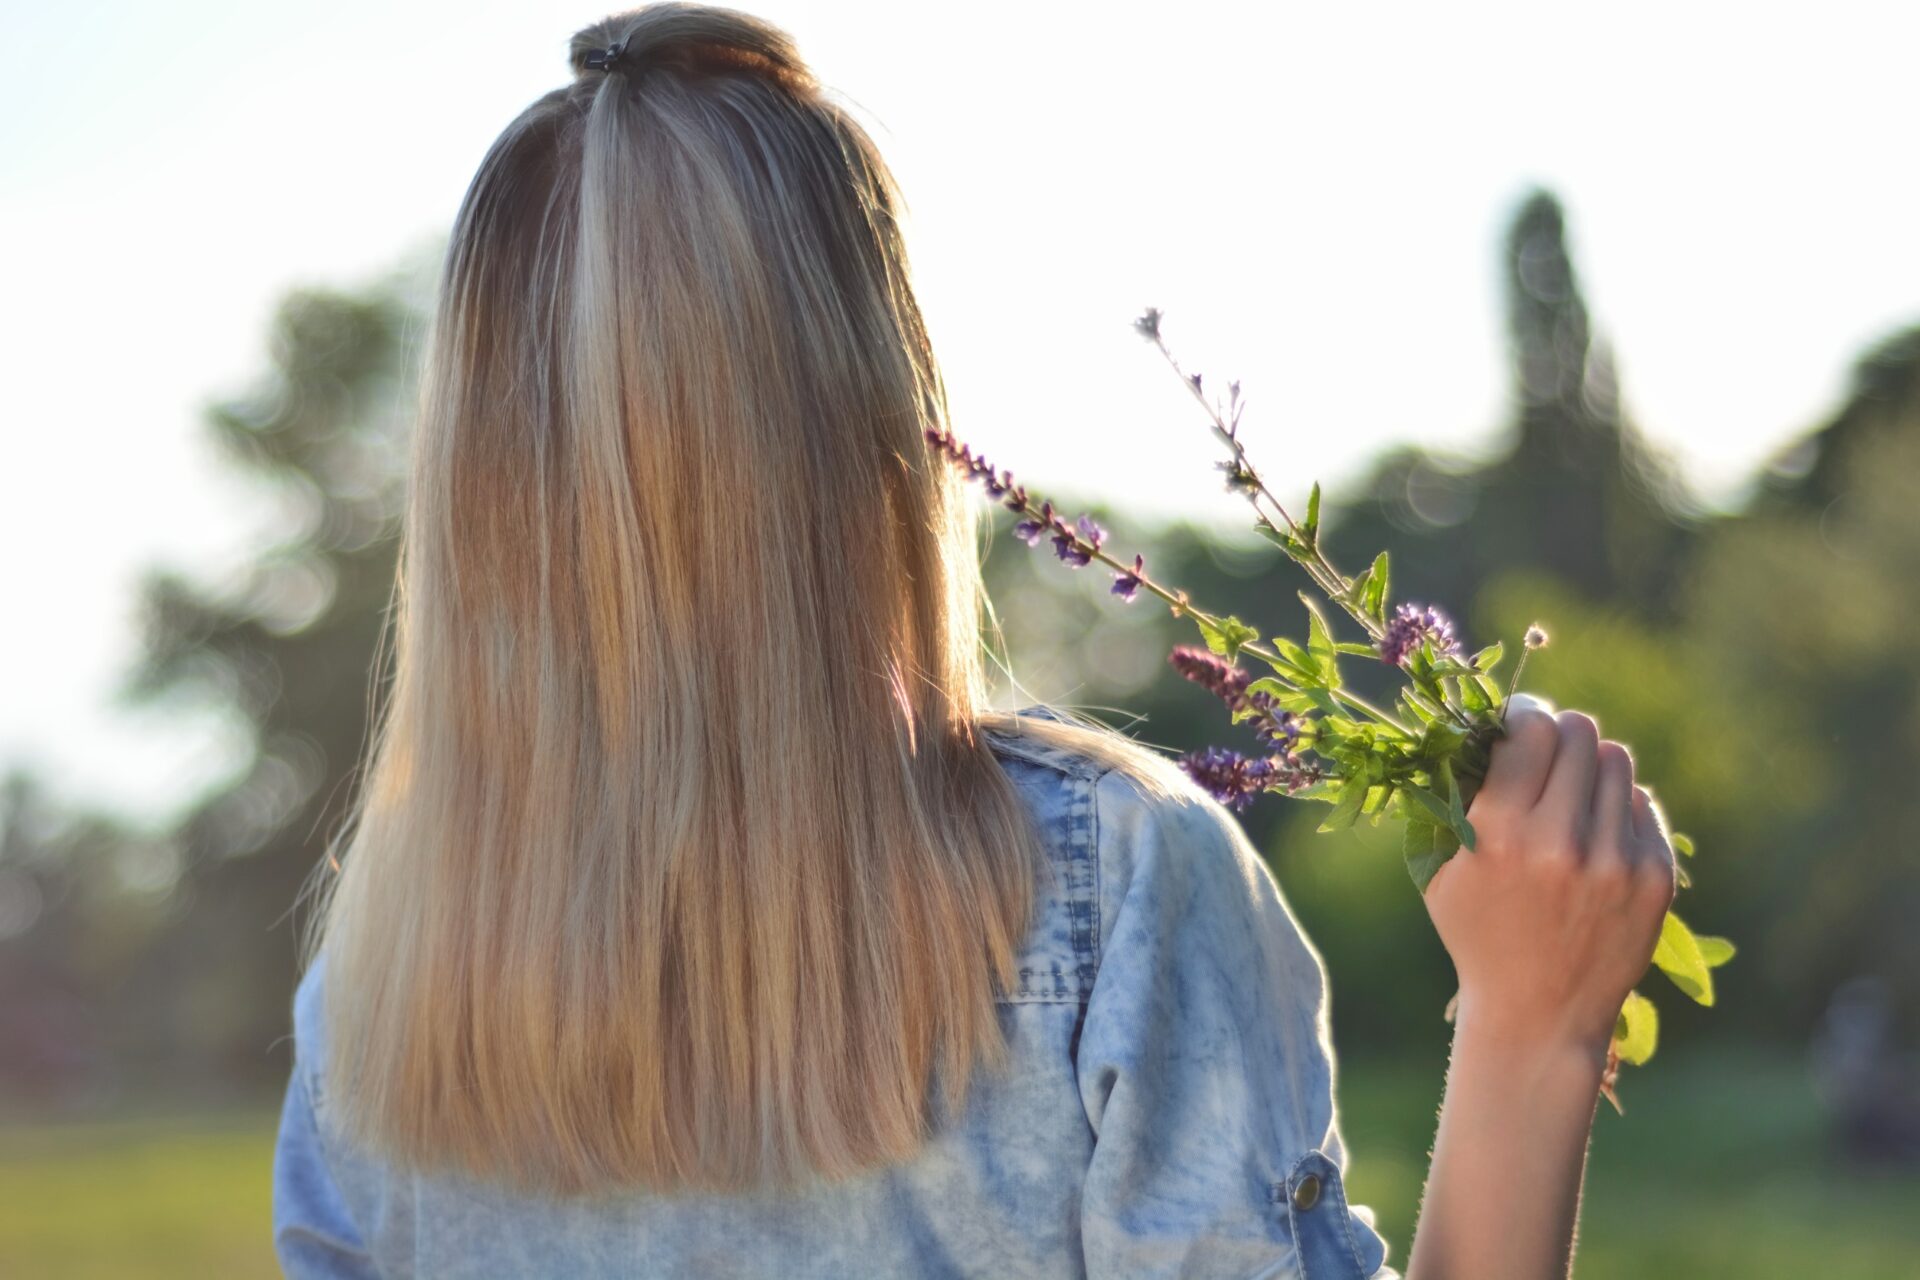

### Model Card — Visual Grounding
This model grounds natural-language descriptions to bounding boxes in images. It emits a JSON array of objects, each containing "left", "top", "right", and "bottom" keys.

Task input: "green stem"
[
  {"left": 1150, "top": 335, "right": 1386, "bottom": 642},
  {"left": 1075, "top": 545, "right": 1415, "bottom": 739}
]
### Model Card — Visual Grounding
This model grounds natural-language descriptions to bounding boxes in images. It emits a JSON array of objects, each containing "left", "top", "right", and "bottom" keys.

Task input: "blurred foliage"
[
  {"left": 1339, "top": 1047, "right": 1920, "bottom": 1279},
  {"left": 0, "top": 247, "right": 437, "bottom": 1104}
]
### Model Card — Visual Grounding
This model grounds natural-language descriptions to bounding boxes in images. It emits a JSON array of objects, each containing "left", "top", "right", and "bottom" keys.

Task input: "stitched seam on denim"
[
  {"left": 995, "top": 748, "right": 1096, "bottom": 1003},
  {"left": 999, "top": 985, "right": 1088, "bottom": 1006},
  {"left": 979, "top": 722, "right": 1108, "bottom": 782},
  {"left": 1089, "top": 766, "right": 1116, "bottom": 978},
  {"left": 1067, "top": 768, "right": 1099, "bottom": 998},
  {"left": 1324, "top": 1162, "right": 1365, "bottom": 1272}
]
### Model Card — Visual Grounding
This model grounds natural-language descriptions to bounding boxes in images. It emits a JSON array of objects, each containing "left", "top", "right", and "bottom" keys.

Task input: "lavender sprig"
[
  {"left": 924, "top": 420, "right": 1412, "bottom": 745},
  {"left": 1178, "top": 745, "right": 1326, "bottom": 811}
]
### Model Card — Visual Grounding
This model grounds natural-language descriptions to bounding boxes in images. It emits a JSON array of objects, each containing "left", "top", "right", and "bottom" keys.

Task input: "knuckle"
[
  {"left": 1538, "top": 844, "right": 1583, "bottom": 883},
  {"left": 1465, "top": 802, "right": 1510, "bottom": 848},
  {"left": 1500, "top": 706, "right": 1557, "bottom": 743},
  {"left": 1556, "top": 709, "right": 1601, "bottom": 745},
  {"left": 1598, "top": 739, "right": 1634, "bottom": 772},
  {"left": 1634, "top": 845, "right": 1678, "bottom": 900},
  {"left": 1586, "top": 836, "right": 1630, "bottom": 877}
]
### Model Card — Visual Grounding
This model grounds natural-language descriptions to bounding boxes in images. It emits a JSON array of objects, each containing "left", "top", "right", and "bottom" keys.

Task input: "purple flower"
[
  {"left": 1178, "top": 746, "right": 1275, "bottom": 811},
  {"left": 1111, "top": 554, "right": 1145, "bottom": 602},
  {"left": 924, "top": 427, "right": 1135, "bottom": 577},
  {"left": 1379, "top": 601, "right": 1464, "bottom": 668},
  {"left": 1168, "top": 646, "right": 1253, "bottom": 710},
  {"left": 1052, "top": 530, "right": 1093, "bottom": 566},
  {"left": 1177, "top": 746, "right": 1325, "bottom": 810},
  {"left": 1271, "top": 752, "right": 1327, "bottom": 796},
  {"left": 1253, "top": 708, "right": 1306, "bottom": 748}
]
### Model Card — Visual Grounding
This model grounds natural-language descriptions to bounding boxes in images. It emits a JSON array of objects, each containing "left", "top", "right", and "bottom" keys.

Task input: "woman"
[{"left": 273, "top": 5, "right": 1677, "bottom": 1277}]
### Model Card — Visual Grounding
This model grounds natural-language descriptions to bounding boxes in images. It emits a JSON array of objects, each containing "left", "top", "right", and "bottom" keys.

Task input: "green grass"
[
  {"left": 1339, "top": 1045, "right": 1920, "bottom": 1279},
  {"left": 2, "top": 1048, "right": 1914, "bottom": 1277},
  {"left": 0, "top": 1107, "right": 280, "bottom": 1280}
]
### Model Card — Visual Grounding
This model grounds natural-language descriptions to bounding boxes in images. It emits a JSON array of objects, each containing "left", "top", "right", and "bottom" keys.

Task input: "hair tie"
[{"left": 584, "top": 39, "right": 627, "bottom": 71}]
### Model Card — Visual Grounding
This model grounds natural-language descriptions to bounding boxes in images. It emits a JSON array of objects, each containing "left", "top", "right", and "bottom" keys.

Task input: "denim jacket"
[{"left": 274, "top": 711, "right": 1401, "bottom": 1278}]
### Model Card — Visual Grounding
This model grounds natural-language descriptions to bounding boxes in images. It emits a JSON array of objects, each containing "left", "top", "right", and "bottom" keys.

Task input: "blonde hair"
[{"left": 308, "top": 2, "right": 1177, "bottom": 1196}]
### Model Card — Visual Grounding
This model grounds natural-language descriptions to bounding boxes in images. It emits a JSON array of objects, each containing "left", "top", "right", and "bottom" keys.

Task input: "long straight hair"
[{"left": 309, "top": 2, "right": 1179, "bottom": 1195}]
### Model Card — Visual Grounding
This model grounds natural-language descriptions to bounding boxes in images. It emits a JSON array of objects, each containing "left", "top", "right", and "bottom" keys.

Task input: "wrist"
[{"left": 1450, "top": 994, "right": 1613, "bottom": 1082}]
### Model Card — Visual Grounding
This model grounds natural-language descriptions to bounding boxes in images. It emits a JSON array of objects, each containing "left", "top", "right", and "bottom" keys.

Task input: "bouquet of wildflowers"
[{"left": 930, "top": 307, "right": 1735, "bottom": 1108}]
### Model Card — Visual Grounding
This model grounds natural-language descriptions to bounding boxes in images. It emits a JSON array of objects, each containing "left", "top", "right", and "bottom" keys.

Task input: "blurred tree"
[
  {"left": 0, "top": 255, "right": 434, "bottom": 1101},
  {"left": 114, "top": 269, "right": 428, "bottom": 1086},
  {"left": 1320, "top": 188, "right": 1699, "bottom": 659},
  {"left": 1672, "top": 325, "right": 1920, "bottom": 1033}
]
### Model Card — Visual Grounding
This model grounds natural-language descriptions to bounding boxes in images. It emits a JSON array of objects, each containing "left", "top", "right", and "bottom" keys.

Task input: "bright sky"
[{"left": 3, "top": 0, "right": 1916, "bottom": 830}]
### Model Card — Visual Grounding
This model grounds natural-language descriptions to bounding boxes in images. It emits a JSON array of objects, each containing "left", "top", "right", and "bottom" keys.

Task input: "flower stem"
[
  {"left": 1072, "top": 543, "right": 1415, "bottom": 739},
  {"left": 1147, "top": 334, "right": 1385, "bottom": 641}
]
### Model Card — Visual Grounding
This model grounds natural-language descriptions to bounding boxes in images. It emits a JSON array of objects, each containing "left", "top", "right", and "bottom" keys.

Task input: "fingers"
[
  {"left": 1589, "top": 740, "right": 1635, "bottom": 852},
  {"left": 1630, "top": 785, "right": 1658, "bottom": 842},
  {"left": 1481, "top": 693, "right": 1560, "bottom": 812},
  {"left": 1536, "top": 710, "right": 1600, "bottom": 839}
]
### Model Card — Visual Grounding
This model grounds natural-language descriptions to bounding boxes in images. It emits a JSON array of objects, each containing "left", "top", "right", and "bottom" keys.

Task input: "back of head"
[{"left": 308, "top": 2, "right": 1172, "bottom": 1197}]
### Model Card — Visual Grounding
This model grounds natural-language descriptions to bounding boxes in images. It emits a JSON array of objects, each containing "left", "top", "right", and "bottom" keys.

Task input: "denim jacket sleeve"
[
  {"left": 273, "top": 959, "right": 381, "bottom": 1280},
  {"left": 1074, "top": 767, "right": 1401, "bottom": 1280}
]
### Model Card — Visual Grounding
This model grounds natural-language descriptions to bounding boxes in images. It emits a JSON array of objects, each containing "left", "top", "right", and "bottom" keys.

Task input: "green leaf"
[
  {"left": 1341, "top": 566, "right": 1372, "bottom": 611},
  {"left": 1333, "top": 641, "right": 1378, "bottom": 656},
  {"left": 1300, "top": 593, "right": 1341, "bottom": 689},
  {"left": 1402, "top": 688, "right": 1449, "bottom": 725},
  {"left": 1413, "top": 718, "right": 1470, "bottom": 759},
  {"left": 1364, "top": 551, "right": 1389, "bottom": 623},
  {"left": 1259, "top": 520, "right": 1315, "bottom": 562},
  {"left": 1470, "top": 641, "right": 1505, "bottom": 673},
  {"left": 1198, "top": 614, "right": 1260, "bottom": 663},
  {"left": 1458, "top": 673, "right": 1491, "bottom": 713},
  {"left": 1402, "top": 785, "right": 1453, "bottom": 827},
  {"left": 1403, "top": 813, "right": 1461, "bottom": 893},
  {"left": 1473, "top": 673, "right": 1505, "bottom": 710},
  {"left": 1651, "top": 911, "right": 1715, "bottom": 1006},
  {"left": 1612, "top": 990, "right": 1659, "bottom": 1066},
  {"left": 1399, "top": 691, "right": 1439, "bottom": 725},
  {"left": 1304, "top": 481, "right": 1322, "bottom": 549},
  {"left": 1439, "top": 757, "right": 1476, "bottom": 852},
  {"left": 1291, "top": 777, "right": 1344, "bottom": 803},
  {"left": 1245, "top": 676, "right": 1294, "bottom": 702},
  {"left": 1316, "top": 779, "right": 1368, "bottom": 833},
  {"left": 1672, "top": 831, "right": 1696, "bottom": 857},
  {"left": 1695, "top": 935, "right": 1738, "bottom": 968},
  {"left": 1268, "top": 634, "right": 1314, "bottom": 678}
]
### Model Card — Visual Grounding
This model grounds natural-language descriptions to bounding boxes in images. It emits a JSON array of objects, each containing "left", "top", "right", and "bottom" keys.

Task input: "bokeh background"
[{"left": 4, "top": 3, "right": 1918, "bottom": 1276}]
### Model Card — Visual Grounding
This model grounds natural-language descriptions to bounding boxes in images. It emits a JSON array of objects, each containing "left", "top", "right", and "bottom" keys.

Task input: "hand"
[{"left": 1423, "top": 694, "right": 1677, "bottom": 1062}]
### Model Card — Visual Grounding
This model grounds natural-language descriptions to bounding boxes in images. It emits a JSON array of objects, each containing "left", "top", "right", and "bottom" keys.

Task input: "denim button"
[{"left": 1291, "top": 1171, "right": 1321, "bottom": 1211}]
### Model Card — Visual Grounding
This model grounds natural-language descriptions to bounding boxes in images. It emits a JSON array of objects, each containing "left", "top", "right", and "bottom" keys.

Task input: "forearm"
[{"left": 1403, "top": 1016, "right": 1607, "bottom": 1280}]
